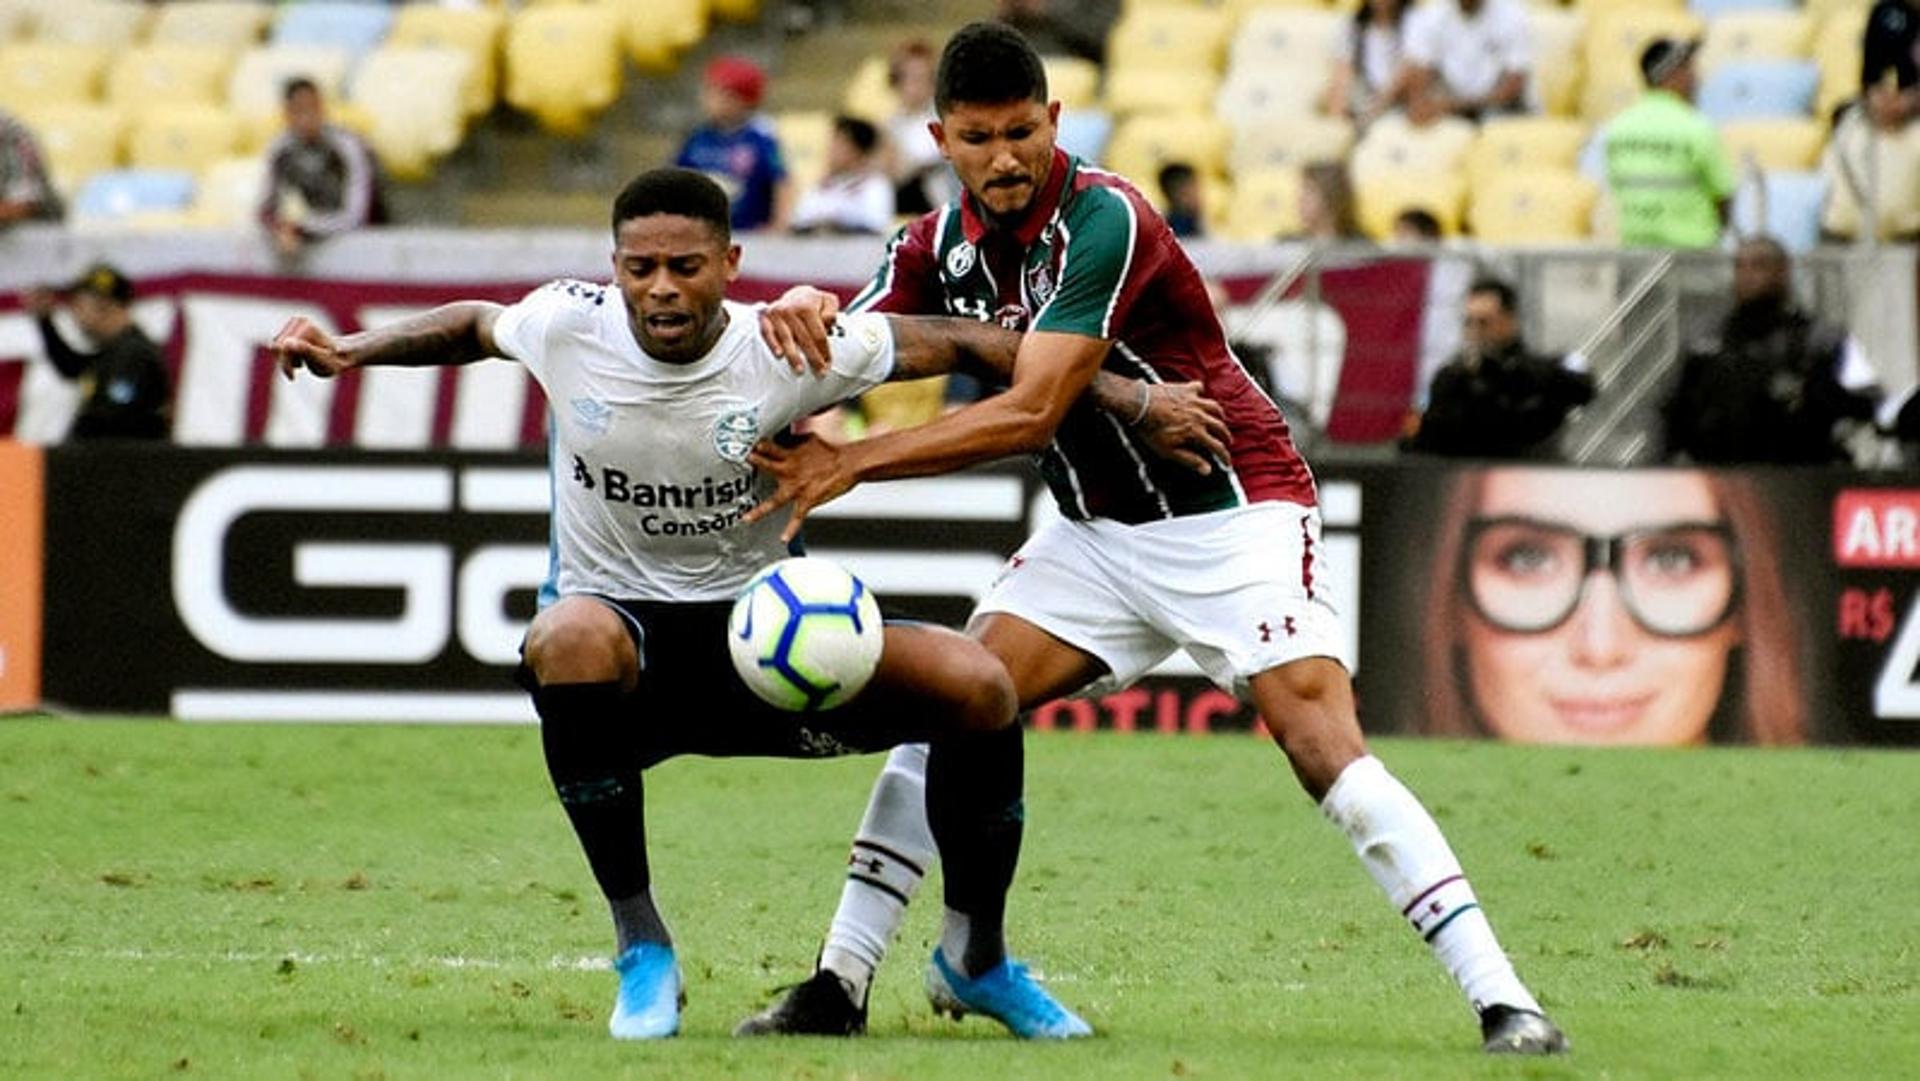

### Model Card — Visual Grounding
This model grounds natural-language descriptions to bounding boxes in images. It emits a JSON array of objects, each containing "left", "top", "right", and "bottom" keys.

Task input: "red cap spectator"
[{"left": 704, "top": 56, "right": 765, "bottom": 108}]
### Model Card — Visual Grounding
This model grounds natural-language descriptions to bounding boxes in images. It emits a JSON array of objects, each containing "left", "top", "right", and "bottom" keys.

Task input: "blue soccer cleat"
[
  {"left": 609, "top": 942, "right": 684, "bottom": 1039},
  {"left": 925, "top": 947, "right": 1093, "bottom": 1039}
]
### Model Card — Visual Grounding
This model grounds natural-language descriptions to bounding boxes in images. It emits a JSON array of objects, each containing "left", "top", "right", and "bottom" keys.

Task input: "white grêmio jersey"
[{"left": 491, "top": 282, "right": 896, "bottom": 603}]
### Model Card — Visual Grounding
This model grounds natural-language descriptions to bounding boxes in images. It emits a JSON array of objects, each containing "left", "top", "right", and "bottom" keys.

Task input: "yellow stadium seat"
[
  {"left": 1719, "top": 117, "right": 1826, "bottom": 171},
  {"left": 1227, "top": 8, "right": 1346, "bottom": 78},
  {"left": 841, "top": 55, "right": 894, "bottom": 123},
  {"left": 0, "top": 5, "right": 33, "bottom": 42},
  {"left": 1107, "top": 6, "right": 1231, "bottom": 73},
  {"left": 1044, "top": 55, "right": 1102, "bottom": 110},
  {"left": 1106, "top": 66, "right": 1219, "bottom": 116},
  {"left": 1230, "top": 113, "right": 1354, "bottom": 174},
  {"left": 389, "top": 4, "right": 504, "bottom": 119},
  {"left": 1575, "top": 0, "right": 1685, "bottom": 14},
  {"left": 37, "top": 1, "right": 150, "bottom": 48},
  {"left": 1349, "top": 113, "right": 1476, "bottom": 183},
  {"left": 1583, "top": 10, "right": 1703, "bottom": 120},
  {"left": 227, "top": 45, "right": 354, "bottom": 127},
  {"left": 1105, "top": 111, "right": 1231, "bottom": 182},
  {"left": 1528, "top": 8, "right": 1587, "bottom": 117},
  {"left": 149, "top": 1, "right": 272, "bottom": 48},
  {"left": 1215, "top": 70, "right": 1331, "bottom": 128},
  {"left": 503, "top": 4, "right": 622, "bottom": 137},
  {"left": 348, "top": 46, "right": 471, "bottom": 183},
  {"left": 775, "top": 109, "right": 834, "bottom": 195},
  {"left": 1221, "top": 165, "right": 1303, "bottom": 241},
  {"left": 190, "top": 153, "right": 266, "bottom": 226},
  {"left": 708, "top": 0, "right": 761, "bottom": 22},
  {"left": 1468, "top": 169, "right": 1598, "bottom": 242},
  {"left": 1357, "top": 170, "right": 1466, "bottom": 239},
  {"left": 1815, "top": 8, "right": 1869, "bottom": 118},
  {"left": 10, "top": 102, "right": 122, "bottom": 192},
  {"left": 1221, "top": 0, "right": 1339, "bottom": 15},
  {"left": 1698, "top": 11, "right": 1812, "bottom": 73},
  {"left": 1466, "top": 116, "right": 1590, "bottom": 187},
  {"left": 611, "top": 0, "right": 706, "bottom": 75},
  {"left": 1804, "top": 0, "right": 1872, "bottom": 24},
  {"left": 126, "top": 103, "right": 243, "bottom": 173},
  {"left": 107, "top": 44, "right": 235, "bottom": 108},
  {"left": 0, "top": 43, "right": 108, "bottom": 108}
]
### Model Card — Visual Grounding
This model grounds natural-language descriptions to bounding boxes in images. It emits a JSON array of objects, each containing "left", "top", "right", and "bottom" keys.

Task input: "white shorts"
[{"left": 971, "top": 501, "right": 1346, "bottom": 696}]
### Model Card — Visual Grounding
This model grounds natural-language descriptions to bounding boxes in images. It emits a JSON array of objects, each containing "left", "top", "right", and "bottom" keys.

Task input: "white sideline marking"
[
  {"left": 172, "top": 691, "right": 538, "bottom": 724},
  {"left": 1, "top": 945, "right": 608, "bottom": 972}
]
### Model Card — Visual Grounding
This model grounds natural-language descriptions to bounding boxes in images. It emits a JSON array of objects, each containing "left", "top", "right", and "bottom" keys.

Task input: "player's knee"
[
  {"left": 523, "top": 601, "right": 633, "bottom": 686},
  {"left": 1254, "top": 658, "right": 1366, "bottom": 786},
  {"left": 950, "top": 649, "right": 1019, "bottom": 733}
]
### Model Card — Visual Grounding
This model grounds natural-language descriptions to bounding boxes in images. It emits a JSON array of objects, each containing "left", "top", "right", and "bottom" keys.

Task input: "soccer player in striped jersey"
[{"left": 736, "top": 22, "right": 1567, "bottom": 1054}]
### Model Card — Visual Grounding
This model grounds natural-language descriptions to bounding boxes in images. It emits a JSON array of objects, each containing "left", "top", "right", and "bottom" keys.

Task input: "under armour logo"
[
  {"left": 1284, "top": 616, "right": 1297, "bottom": 637},
  {"left": 847, "top": 853, "right": 884, "bottom": 874},
  {"left": 1009, "top": 555, "right": 1026, "bottom": 570},
  {"left": 1258, "top": 621, "right": 1272, "bottom": 643}
]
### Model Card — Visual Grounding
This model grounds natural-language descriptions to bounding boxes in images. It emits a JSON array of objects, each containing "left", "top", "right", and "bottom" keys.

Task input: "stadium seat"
[
  {"left": 1804, "top": 0, "right": 1873, "bottom": 23},
  {"left": 1349, "top": 113, "right": 1476, "bottom": 183},
  {"left": 1220, "top": 0, "right": 1339, "bottom": 15},
  {"left": 125, "top": 103, "right": 243, "bottom": 174},
  {"left": 1576, "top": 0, "right": 1687, "bottom": 14},
  {"left": 1718, "top": 117, "right": 1826, "bottom": 170},
  {"left": 1227, "top": 8, "right": 1346, "bottom": 80},
  {"left": 1814, "top": 8, "right": 1869, "bottom": 118},
  {"left": 190, "top": 153, "right": 266, "bottom": 226},
  {"left": 346, "top": 46, "right": 471, "bottom": 183},
  {"left": 1689, "top": 0, "right": 1796, "bottom": 15},
  {"left": 0, "top": 4, "right": 33, "bottom": 42},
  {"left": 1466, "top": 116, "right": 1591, "bottom": 187},
  {"left": 107, "top": 44, "right": 235, "bottom": 109},
  {"left": 1105, "top": 111, "right": 1231, "bottom": 183},
  {"left": 1583, "top": 10, "right": 1704, "bottom": 120},
  {"left": 840, "top": 56, "right": 894, "bottom": 123},
  {"left": 1044, "top": 55, "right": 1102, "bottom": 111},
  {"left": 708, "top": 0, "right": 762, "bottom": 23},
  {"left": 149, "top": 1, "right": 272, "bottom": 49},
  {"left": 1527, "top": 7, "right": 1588, "bottom": 117},
  {"left": 1219, "top": 165, "right": 1302, "bottom": 241},
  {"left": 611, "top": 0, "right": 707, "bottom": 76},
  {"left": 35, "top": 1, "right": 150, "bottom": 48},
  {"left": 227, "top": 45, "right": 354, "bottom": 130},
  {"left": 1732, "top": 169, "right": 1827, "bottom": 250},
  {"left": 1356, "top": 170, "right": 1466, "bottom": 239},
  {"left": 71, "top": 167, "right": 196, "bottom": 221},
  {"left": 1697, "top": 11, "right": 1812, "bottom": 73},
  {"left": 1468, "top": 169, "right": 1599, "bottom": 242},
  {"left": 270, "top": 2, "right": 393, "bottom": 57},
  {"left": 11, "top": 102, "right": 123, "bottom": 192},
  {"left": 1056, "top": 107, "right": 1115, "bottom": 162},
  {"left": 1106, "top": 67, "right": 1219, "bottom": 116},
  {"left": 1230, "top": 113, "right": 1354, "bottom": 174},
  {"left": 775, "top": 110, "right": 834, "bottom": 195},
  {"left": 1215, "top": 70, "right": 1335, "bottom": 130},
  {"left": 502, "top": 4, "right": 622, "bottom": 137},
  {"left": 388, "top": 4, "right": 504, "bottom": 120},
  {"left": 0, "top": 43, "right": 109, "bottom": 108},
  {"left": 1108, "top": 6, "right": 1231, "bottom": 74},
  {"left": 1698, "top": 60, "right": 1819, "bottom": 121}
]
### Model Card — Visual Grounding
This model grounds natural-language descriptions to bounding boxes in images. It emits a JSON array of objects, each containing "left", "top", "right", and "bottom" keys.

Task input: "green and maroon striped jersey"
[{"left": 848, "top": 149, "right": 1316, "bottom": 524}]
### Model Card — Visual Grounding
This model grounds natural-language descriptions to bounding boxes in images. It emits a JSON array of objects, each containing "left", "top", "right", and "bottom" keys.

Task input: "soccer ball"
[{"left": 727, "top": 557, "right": 884, "bottom": 711}]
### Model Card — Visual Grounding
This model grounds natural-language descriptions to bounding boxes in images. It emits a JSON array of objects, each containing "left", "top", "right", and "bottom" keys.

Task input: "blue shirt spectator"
[{"left": 675, "top": 56, "right": 790, "bottom": 231}]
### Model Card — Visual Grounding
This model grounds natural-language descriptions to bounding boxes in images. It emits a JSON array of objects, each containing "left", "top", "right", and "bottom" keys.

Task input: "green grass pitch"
[{"left": 1, "top": 719, "right": 1914, "bottom": 1080}]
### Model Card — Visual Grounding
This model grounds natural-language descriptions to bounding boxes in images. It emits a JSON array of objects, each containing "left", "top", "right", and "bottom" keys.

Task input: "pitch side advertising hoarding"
[{"left": 26, "top": 447, "right": 1920, "bottom": 746}]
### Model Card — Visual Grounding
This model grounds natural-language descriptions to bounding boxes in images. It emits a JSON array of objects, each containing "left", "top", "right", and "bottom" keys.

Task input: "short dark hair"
[
  {"left": 833, "top": 115, "right": 879, "bottom": 156},
  {"left": 1468, "top": 276, "right": 1518, "bottom": 313},
  {"left": 1394, "top": 207, "right": 1442, "bottom": 240},
  {"left": 1158, "top": 161, "right": 1197, "bottom": 197},
  {"left": 936, "top": 21, "right": 1048, "bottom": 114},
  {"left": 611, "top": 167, "right": 732, "bottom": 242},
  {"left": 283, "top": 76, "right": 319, "bottom": 103}
]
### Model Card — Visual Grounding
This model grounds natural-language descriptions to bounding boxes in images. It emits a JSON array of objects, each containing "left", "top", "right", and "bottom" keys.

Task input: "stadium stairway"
[{"left": 416, "top": 0, "right": 991, "bottom": 229}]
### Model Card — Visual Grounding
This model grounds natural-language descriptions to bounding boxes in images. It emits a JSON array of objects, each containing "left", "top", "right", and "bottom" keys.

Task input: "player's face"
[
  {"left": 612, "top": 213, "right": 740, "bottom": 364},
  {"left": 1461, "top": 469, "right": 1741, "bottom": 746},
  {"left": 932, "top": 98, "right": 1061, "bottom": 220}
]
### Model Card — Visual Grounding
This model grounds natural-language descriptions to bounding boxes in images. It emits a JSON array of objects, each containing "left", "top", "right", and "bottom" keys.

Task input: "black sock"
[
  {"left": 925, "top": 724, "right": 1024, "bottom": 977},
  {"left": 533, "top": 680, "right": 666, "bottom": 950}
]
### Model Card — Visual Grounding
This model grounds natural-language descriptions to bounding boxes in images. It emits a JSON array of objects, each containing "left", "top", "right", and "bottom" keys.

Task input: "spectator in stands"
[
  {"left": 884, "top": 38, "right": 958, "bottom": 214},
  {"left": 1392, "top": 207, "right": 1444, "bottom": 245},
  {"left": 260, "top": 77, "right": 384, "bottom": 260},
  {"left": 789, "top": 116, "right": 893, "bottom": 235},
  {"left": 1664, "top": 236, "right": 1880, "bottom": 465},
  {"left": 1820, "top": 0, "right": 1920, "bottom": 241},
  {"left": 1596, "top": 39, "right": 1734, "bottom": 249},
  {"left": 1400, "top": 0, "right": 1531, "bottom": 124},
  {"left": 1294, "top": 161, "right": 1365, "bottom": 243},
  {"left": 0, "top": 108, "right": 64, "bottom": 227},
  {"left": 676, "top": 56, "right": 791, "bottom": 233},
  {"left": 1863, "top": 0, "right": 1920, "bottom": 127},
  {"left": 1403, "top": 277, "right": 1593, "bottom": 459},
  {"left": 23, "top": 264, "right": 169, "bottom": 441},
  {"left": 1325, "top": 0, "right": 1412, "bottom": 127},
  {"left": 1158, "top": 161, "right": 1205, "bottom": 238},
  {"left": 995, "top": 0, "right": 1117, "bottom": 65}
]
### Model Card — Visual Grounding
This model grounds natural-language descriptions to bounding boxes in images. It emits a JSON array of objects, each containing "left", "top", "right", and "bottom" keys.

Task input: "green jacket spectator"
[{"left": 1599, "top": 40, "right": 1735, "bottom": 248}]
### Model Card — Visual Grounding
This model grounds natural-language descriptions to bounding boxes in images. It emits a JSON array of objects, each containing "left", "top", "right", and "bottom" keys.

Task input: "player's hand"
[
  {"left": 1135, "top": 381, "right": 1231, "bottom": 474},
  {"left": 270, "top": 316, "right": 352, "bottom": 380},
  {"left": 758, "top": 286, "right": 840, "bottom": 376},
  {"left": 743, "top": 434, "right": 856, "bottom": 544}
]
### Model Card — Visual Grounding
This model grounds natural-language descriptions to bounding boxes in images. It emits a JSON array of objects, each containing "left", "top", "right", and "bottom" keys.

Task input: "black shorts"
[{"left": 519, "top": 595, "right": 904, "bottom": 768}]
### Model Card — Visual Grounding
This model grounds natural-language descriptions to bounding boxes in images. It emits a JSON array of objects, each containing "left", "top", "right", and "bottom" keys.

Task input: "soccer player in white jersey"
[{"left": 267, "top": 168, "right": 1221, "bottom": 1040}]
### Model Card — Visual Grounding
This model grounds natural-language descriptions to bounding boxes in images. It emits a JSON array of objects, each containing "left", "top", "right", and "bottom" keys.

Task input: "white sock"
[
  {"left": 817, "top": 743, "right": 935, "bottom": 1004},
  {"left": 1319, "top": 755, "right": 1540, "bottom": 1016}
]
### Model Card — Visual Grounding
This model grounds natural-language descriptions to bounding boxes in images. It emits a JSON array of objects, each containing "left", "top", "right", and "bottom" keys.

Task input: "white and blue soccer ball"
[{"left": 727, "top": 557, "right": 884, "bottom": 711}]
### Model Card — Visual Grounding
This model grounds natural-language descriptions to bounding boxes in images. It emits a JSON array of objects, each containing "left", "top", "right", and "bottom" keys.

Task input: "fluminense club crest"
[
  {"left": 713, "top": 406, "right": 761, "bottom": 462},
  {"left": 1026, "top": 262, "right": 1055, "bottom": 307},
  {"left": 945, "top": 241, "right": 976, "bottom": 278}
]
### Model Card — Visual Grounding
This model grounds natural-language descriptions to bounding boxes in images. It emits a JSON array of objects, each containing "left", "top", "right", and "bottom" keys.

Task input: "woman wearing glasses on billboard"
[{"left": 1417, "top": 468, "right": 1808, "bottom": 745}]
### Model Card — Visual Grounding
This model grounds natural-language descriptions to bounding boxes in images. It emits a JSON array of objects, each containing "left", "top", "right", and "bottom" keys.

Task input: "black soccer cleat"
[
  {"left": 1479, "top": 1004, "right": 1570, "bottom": 1055},
  {"left": 733, "top": 968, "right": 868, "bottom": 1037}
]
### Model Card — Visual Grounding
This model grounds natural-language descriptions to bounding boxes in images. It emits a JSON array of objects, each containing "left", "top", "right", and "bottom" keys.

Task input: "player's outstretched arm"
[{"left": 271, "top": 301, "right": 506, "bottom": 380}]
